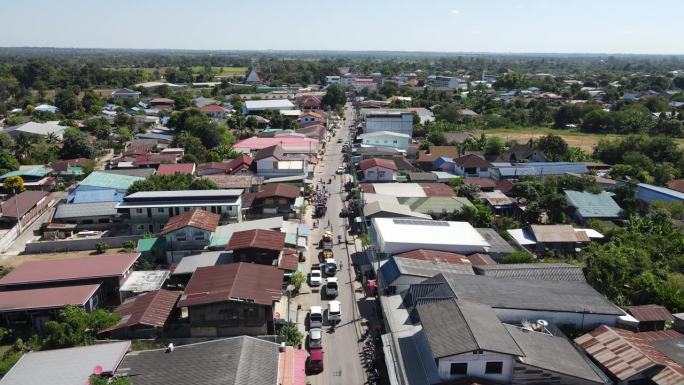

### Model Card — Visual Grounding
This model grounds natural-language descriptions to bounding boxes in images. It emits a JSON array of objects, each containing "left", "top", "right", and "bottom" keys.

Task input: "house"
[
  {"left": 507, "top": 224, "right": 597, "bottom": 254},
  {"left": 370, "top": 218, "right": 490, "bottom": 257},
  {"left": 463, "top": 177, "right": 498, "bottom": 191},
  {"left": 170, "top": 251, "right": 232, "bottom": 283},
  {"left": 117, "top": 190, "right": 242, "bottom": 234},
  {"left": 118, "top": 270, "right": 170, "bottom": 302},
  {"left": 477, "top": 191, "right": 516, "bottom": 215},
  {"left": 208, "top": 216, "right": 284, "bottom": 250},
  {"left": 149, "top": 98, "right": 174, "bottom": 111},
  {"left": 32, "top": 103, "right": 59, "bottom": 113},
  {"left": 101, "top": 289, "right": 180, "bottom": 339},
  {"left": 156, "top": 163, "right": 196, "bottom": 176},
  {"left": 467, "top": 253, "right": 498, "bottom": 266},
  {"left": 473, "top": 263, "right": 586, "bottom": 282},
  {"left": 192, "top": 96, "right": 218, "bottom": 108},
  {"left": 176, "top": 263, "right": 283, "bottom": 337},
  {"left": 416, "top": 299, "right": 607, "bottom": 384},
  {"left": 624, "top": 304, "right": 674, "bottom": 331},
  {"left": 226, "top": 229, "right": 285, "bottom": 265},
  {"left": 360, "top": 158, "right": 398, "bottom": 182},
  {"left": 364, "top": 110, "right": 414, "bottom": 136},
  {"left": 666, "top": 179, "right": 684, "bottom": 193},
  {"left": 132, "top": 154, "right": 178, "bottom": 168},
  {"left": 253, "top": 144, "right": 308, "bottom": 179},
  {"left": 408, "top": 272, "right": 626, "bottom": 330},
  {"left": 493, "top": 144, "right": 547, "bottom": 163},
  {"left": 115, "top": 336, "right": 285, "bottom": 385},
  {"left": 635, "top": 183, "right": 684, "bottom": 204},
  {"left": 203, "top": 174, "right": 263, "bottom": 191},
  {"left": 243, "top": 99, "right": 295, "bottom": 114},
  {"left": 233, "top": 136, "right": 319, "bottom": 155},
  {"left": 565, "top": 190, "right": 622, "bottom": 223},
  {"left": 0, "top": 341, "right": 131, "bottom": 385},
  {"left": 364, "top": 200, "right": 432, "bottom": 223},
  {"left": 416, "top": 146, "right": 460, "bottom": 170},
  {"left": 0, "top": 190, "right": 50, "bottom": 230},
  {"left": 493, "top": 162, "right": 589, "bottom": 180},
  {"left": 379, "top": 254, "right": 473, "bottom": 293},
  {"left": 426, "top": 75, "right": 467, "bottom": 89},
  {"left": 296, "top": 95, "right": 322, "bottom": 110},
  {"left": 453, "top": 154, "right": 493, "bottom": 178},
  {"left": 111, "top": 88, "right": 141, "bottom": 100},
  {"left": 197, "top": 154, "right": 254, "bottom": 176},
  {"left": 3, "top": 121, "right": 67, "bottom": 139},
  {"left": 405, "top": 172, "right": 438, "bottom": 183},
  {"left": 0, "top": 166, "right": 54, "bottom": 191},
  {"left": 357, "top": 131, "right": 410, "bottom": 151},
  {"left": 295, "top": 124, "right": 326, "bottom": 141},
  {"left": 576, "top": 325, "right": 684, "bottom": 385},
  {"left": 159, "top": 209, "right": 220, "bottom": 262},
  {"left": 432, "top": 156, "right": 456, "bottom": 173},
  {"left": 200, "top": 104, "right": 227, "bottom": 120},
  {"left": 52, "top": 201, "right": 120, "bottom": 230},
  {"left": 68, "top": 171, "right": 144, "bottom": 204},
  {"left": 246, "top": 183, "right": 301, "bottom": 218}
]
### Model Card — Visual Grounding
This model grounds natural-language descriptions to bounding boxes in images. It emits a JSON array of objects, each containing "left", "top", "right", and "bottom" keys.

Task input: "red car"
[{"left": 307, "top": 348, "right": 324, "bottom": 373}]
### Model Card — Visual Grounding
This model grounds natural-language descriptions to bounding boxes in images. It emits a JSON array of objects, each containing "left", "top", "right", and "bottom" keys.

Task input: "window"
[
  {"left": 393, "top": 140, "right": 398, "bottom": 144},
  {"left": 157, "top": 208, "right": 165, "bottom": 213},
  {"left": 176, "top": 232, "right": 187, "bottom": 242},
  {"left": 136, "top": 209, "right": 143, "bottom": 214},
  {"left": 450, "top": 363, "right": 467, "bottom": 376},
  {"left": 485, "top": 362, "right": 503, "bottom": 374}
]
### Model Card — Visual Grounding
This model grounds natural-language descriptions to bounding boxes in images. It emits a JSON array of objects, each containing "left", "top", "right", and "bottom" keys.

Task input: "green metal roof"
[
  {"left": 564, "top": 190, "right": 621, "bottom": 219},
  {"left": 80, "top": 171, "right": 144, "bottom": 190},
  {"left": 137, "top": 237, "right": 165, "bottom": 253},
  {"left": 0, "top": 167, "right": 52, "bottom": 180},
  {"left": 397, "top": 196, "right": 473, "bottom": 215},
  {"left": 67, "top": 166, "right": 83, "bottom": 176}
]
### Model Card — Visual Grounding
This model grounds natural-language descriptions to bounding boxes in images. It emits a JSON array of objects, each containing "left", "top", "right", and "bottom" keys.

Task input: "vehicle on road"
[
  {"left": 325, "top": 277, "right": 339, "bottom": 298},
  {"left": 336, "top": 138, "right": 343, "bottom": 143},
  {"left": 320, "top": 232, "right": 334, "bottom": 250},
  {"left": 328, "top": 300, "right": 342, "bottom": 323},
  {"left": 310, "top": 265, "right": 322, "bottom": 286},
  {"left": 309, "top": 306, "right": 323, "bottom": 329},
  {"left": 308, "top": 327, "right": 322, "bottom": 349},
  {"left": 324, "top": 258, "right": 337, "bottom": 276},
  {"left": 307, "top": 348, "right": 324, "bottom": 373},
  {"left": 336, "top": 167, "right": 346, "bottom": 174}
]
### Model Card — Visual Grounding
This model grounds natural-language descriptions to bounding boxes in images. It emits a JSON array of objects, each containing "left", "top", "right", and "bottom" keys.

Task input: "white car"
[
  {"left": 328, "top": 300, "right": 341, "bottom": 324},
  {"left": 335, "top": 167, "right": 346, "bottom": 175},
  {"left": 309, "top": 306, "right": 323, "bottom": 329},
  {"left": 310, "top": 267, "right": 322, "bottom": 286},
  {"left": 325, "top": 277, "right": 339, "bottom": 298}
]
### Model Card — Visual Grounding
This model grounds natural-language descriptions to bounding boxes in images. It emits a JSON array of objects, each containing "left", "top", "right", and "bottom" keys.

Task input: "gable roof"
[
  {"left": 226, "top": 229, "right": 285, "bottom": 251},
  {"left": 254, "top": 144, "right": 284, "bottom": 161},
  {"left": 397, "top": 196, "right": 472, "bottom": 215},
  {"left": 666, "top": 179, "right": 684, "bottom": 193},
  {"left": 473, "top": 263, "right": 586, "bottom": 282},
  {"left": 381, "top": 256, "right": 473, "bottom": 285},
  {"left": 360, "top": 158, "right": 397, "bottom": 171},
  {"left": 117, "top": 336, "right": 278, "bottom": 385},
  {"left": 103, "top": 289, "right": 180, "bottom": 332},
  {"left": 466, "top": 253, "right": 497, "bottom": 266},
  {"left": 0, "top": 284, "right": 101, "bottom": 312},
  {"left": 565, "top": 190, "right": 621, "bottom": 218},
  {"left": 0, "top": 166, "right": 53, "bottom": 180},
  {"left": 79, "top": 171, "right": 144, "bottom": 190},
  {"left": 417, "top": 299, "right": 523, "bottom": 358},
  {"left": 156, "top": 163, "right": 195, "bottom": 176},
  {"left": 417, "top": 146, "right": 460, "bottom": 163},
  {"left": 454, "top": 154, "right": 492, "bottom": 168},
  {"left": 0, "top": 191, "right": 48, "bottom": 219},
  {"left": 254, "top": 183, "right": 300, "bottom": 200},
  {"left": 0, "top": 341, "right": 130, "bottom": 385},
  {"left": 199, "top": 104, "right": 225, "bottom": 113},
  {"left": 54, "top": 201, "right": 118, "bottom": 219},
  {"left": 0, "top": 253, "right": 140, "bottom": 287},
  {"left": 625, "top": 304, "right": 674, "bottom": 322},
  {"left": 177, "top": 263, "right": 283, "bottom": 307},
  {"left": 159, "top": 209, "right": 220, "bottom": 236},
  {"left": 530, "top": 224, "right": 588, "bottom": 243}
]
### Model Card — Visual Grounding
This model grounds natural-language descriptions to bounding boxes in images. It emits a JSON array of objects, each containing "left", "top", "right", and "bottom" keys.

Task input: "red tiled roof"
[
  {"left": 496, "top": 179, "right": 515, "bottom": 194},
  {"left": 419, "top": 183, "right": 455, "bottom": 197},
  {"left": 577, "top": 326, "right": 684, "bottom": 384},
  {"left": 254, "top": 144, "right": 285, "bottom": 161},
  {"left": 278, "top": 249, "right": 300, "bottom": 271},
  {"left": 466, "top": 253, "right": 497, "bottom": 266},
  {"left": 49, "top": 158, "right": 92, "bottom": 172},
  {"left": 394, "top": 249, "right": 471, "bottom": 265},
  {"left": 225, "top": 154, "right": 253, "bottom": 174},
  {"left": 0, "top": 191, "right": 48, "bottom": 219},
  {"left": 463, "top": 178, "right": 497, "bottom": 189},
  {"left": 0, "top": 253, "right": 140, "bottom": 287},
  {"left": 625, "top": 304, "right": 674, "bottom": 322},
  {"left": 156, "top": 163, "right": 195, "bottom": 176},
  {"left": 159, "top": 209, "right": 220, "bottom": 236},
  {"left": 254, "top": 183, "right": 300, "bottom": 200},
  {"left": 103, "top": 289, "right": 180, "bottom": 332},
  {"left": 125, "top": 144, "right": 155, "bottom": 156},
  {"left": 226, "top": 229, "right": 285, "bottom": 252},
  {"left": 134, "top": 154, "right": 177, "bottom": 166},
  {"left": 177, "top": 263, "right": 283, "bottom": 307},
  {"left": 297, "top": 96, "right": 322, "bottom": 108},
  {"left": 199, "top": 105, "right": 225, "bottom": 113},
  {"left": 454, "top": 154, "right": 492, "bottom": 169},
  {"left": 0, "top": 284, "right": 100, "bottom": 311},
  {"left": 666, "top": 179, "right": 684, "bottom": 193},
  {"left": 360, "top": 158, "right": 397, "bottom": 171}
]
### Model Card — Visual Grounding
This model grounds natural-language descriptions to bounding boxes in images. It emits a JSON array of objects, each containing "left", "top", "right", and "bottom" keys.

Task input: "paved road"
[
  {"left": 296, "top": 103, "right": 366, "bottom": 385},
  {"left": 1, "top": 191, "right": 66, "bottom": 257}
]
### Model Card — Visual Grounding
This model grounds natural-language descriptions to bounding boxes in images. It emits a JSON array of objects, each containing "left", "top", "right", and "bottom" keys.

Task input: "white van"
[{"left": 328, "top": 300, "right": 341, "bottom": 323}]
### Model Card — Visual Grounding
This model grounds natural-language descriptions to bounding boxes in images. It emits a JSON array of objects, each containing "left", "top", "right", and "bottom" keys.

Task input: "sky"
[{"left": 2, "top": 0, "right": 683, "bottom": 54}]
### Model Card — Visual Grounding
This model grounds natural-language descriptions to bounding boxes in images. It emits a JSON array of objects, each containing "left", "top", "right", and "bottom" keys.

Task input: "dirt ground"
[
  {"left": 1, "top": 248, "right": 124, "bottom": 268},
  {"left": 483, "top": 131, "right": 609, "bottom": 151}
]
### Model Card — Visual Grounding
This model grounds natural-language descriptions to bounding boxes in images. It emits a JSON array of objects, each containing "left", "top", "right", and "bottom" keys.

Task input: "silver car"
[{"left": 309, "top": 327, "right": 322, "bottom": 349}]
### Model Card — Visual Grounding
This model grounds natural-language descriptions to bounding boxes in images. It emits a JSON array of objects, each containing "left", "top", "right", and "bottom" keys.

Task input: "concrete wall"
[
  {"left": 25, "top": 235, "right": 142, "bottom": 253},
  {"left": 363, "top": 166, "right": 395, "bottom": 182},
  {"left": 438, "top": 351, "right": 514, "bottom": 383},
  {"left": 0, "top": 225, "right": 20, "bottom": 253}
]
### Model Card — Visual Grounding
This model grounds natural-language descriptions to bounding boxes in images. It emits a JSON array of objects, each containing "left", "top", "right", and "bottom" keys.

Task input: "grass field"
[{"left": 104, "top": 66, "right": 247, "bottom": 77}]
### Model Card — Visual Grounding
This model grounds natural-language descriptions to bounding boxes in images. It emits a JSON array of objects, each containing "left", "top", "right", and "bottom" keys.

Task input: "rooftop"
[
  {"left": 254, "top": 183, "right": 300, "bottom": 200},
  {"left": 372, "top": 218, "right": 490, "bottom": 250},
  {"left": 466, "top": 253, "right": 497, "bottom": 266},
  {"left": 380, "top": 256, "right": 473, "bottom": 285},
  {"left": 119, "top": 270, "right": 170, "bottom": 293},
  {"left": 394, "top": 249, "right": 471, "bottom": 265},
  {"left": 226, "top": 229, "right": 285, "bottom": 251},
  {"left": 79, "top": 171, "right": 144, "bottom": 190},
  {"left": 565, "top": 190, "right": 621, "bottom": 218},
  {"left": 474, "top": 228, "right": 516, "bottom": 255},
  {"left": 172, "top": 251, "right": 232, "bottom": 276},
  {"left": 625, "top": 304, "right": 674, "bottom": 322},
  {"left": 53, "top": 201, "right": 118, "bottom": 219},
  {"left": 473, "top": 263, "right": 586, "bottom": 282},
  {"left": 0, "top": 284, "right": 101, "bottom": 312},
  {"left": 397, "top": 196, "right": 472, "bottom": 215},
  {"left": 0, "top": 166, "right": 52, "bottom": 180},
  {"left": 159, "top": 209, "right": 220, "bottom": 236},
  {"left": 244, "top": 99, "right": 295, "bottom": 110},
  {"left": 103, "top": 289, "right": 180, "bottom": 332},
  {"left": 156, "top": 163, "right": 195, "bottom": 176},
  {"left": 0, "top": 190, "right": 48, "bottom": 219},
  {"left": 360, "top": 158, "right": 397, "bottom": 171}
]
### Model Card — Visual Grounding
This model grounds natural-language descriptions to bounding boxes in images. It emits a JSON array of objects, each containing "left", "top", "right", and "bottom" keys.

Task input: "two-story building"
[
  {"left": 117, "top": 190, "right": 242, "bottom": 234},
  {"left": 159, "top": 209, "right": 221, "bottom": 263},
  {"left": 253, "top": 144, "right": 308, "bottom": 179},
  {"left": 357, "top": 131, "right": 410, "bottom": 151},
  {"left": 226, "top": 229, "right": 285, "bottom": 265},
  {"left": 364, "top": 111, "right": 414, "bottom": 137}
]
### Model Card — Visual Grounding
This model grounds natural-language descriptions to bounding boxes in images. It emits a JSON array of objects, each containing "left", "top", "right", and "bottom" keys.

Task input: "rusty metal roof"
[
  {"left": 254, "top": 183, "right": 300, "bottom": 200},
  {"left": 226, "top": 229, "right": 285, "bottom": 252},
  {"left": 159, "top": 209, "right": 220, "bottom": 236},
  {"left": 177, "top": 263, "right": 283, "bottom": 307},
  {"left": 278, "top": 249, "right": 299, "bottom": 271},
  {"left": 419, "top": 183, "right": 455, "bottom": 197},
  {"left": 0, "top": 284, "right": 100, "bottom": 311},
  {"left": 625, "top": 304, "right": 674, "bottom": 322},
  {"left": 466, "top": 253, "right": 497, "bottom": 266},
  {"left": 394, "top": 249, "right": 471, "bottom": 265},
  {"left": 103, "top": 289, "right": 180, "bottom": 332}
]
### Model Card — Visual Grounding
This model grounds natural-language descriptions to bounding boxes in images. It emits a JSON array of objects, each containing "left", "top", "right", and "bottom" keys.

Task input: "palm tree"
[
  {"left": 45, "top": 132, "right": 61, "bottom": 145},
  {"left": 14, "top": 133, "right": 35, "bottom": 162}
]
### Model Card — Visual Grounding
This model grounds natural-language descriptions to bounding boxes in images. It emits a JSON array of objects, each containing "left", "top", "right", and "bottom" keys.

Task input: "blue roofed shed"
[
  {"left": 565, "top": 190, "right": 621, "bottom": 222},
  {"left": 493, "top": 162, "right": 589, "bottom": 180},
  {"left": 68, "top": 172, "right": 144, "bottom": 203},
  {"left": 635, "top": 183, "right": 684, "bottom": 204}
]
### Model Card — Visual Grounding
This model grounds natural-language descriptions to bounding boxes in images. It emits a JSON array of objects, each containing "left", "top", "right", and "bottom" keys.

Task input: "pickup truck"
[
  {"left": 310, "top": 265, "right": 322, "bottom": 286},
  {"left": 325, "top": 277, "right": 338, "bottom": 298}
]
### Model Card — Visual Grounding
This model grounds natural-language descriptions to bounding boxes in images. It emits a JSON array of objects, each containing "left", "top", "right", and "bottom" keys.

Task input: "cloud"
[{"left": 451, "top": 9, "right": 460, "bottom": 14}]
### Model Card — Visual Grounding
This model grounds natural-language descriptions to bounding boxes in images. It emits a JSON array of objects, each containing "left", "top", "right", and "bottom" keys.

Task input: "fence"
[
  {"left": 0, "top": 225, "right": 20, "bottom": 253},
  {"left": 25, "top": 235, "right": 142, "bottom": 254}
]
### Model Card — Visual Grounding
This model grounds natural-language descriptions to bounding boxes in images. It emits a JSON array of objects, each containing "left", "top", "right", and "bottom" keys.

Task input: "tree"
[
  {"left": 502, "top": 251, "right": 536, "bottom": 264},
  {"left": 89, "top": 375, "right": 131, "bottom": 385},
  {"left": 14, "top": 133, "right": 36, "bottom": 162},
  {"left": 173, "top": 131, "right": 208, "bottom": 162},
  {"left": 43, "top": 306, "right": 119, "bottom": 349},
  {"left": 81, "top": 89, "right": 102, "bottom": 114},
  {"left": 291, "top": 271, "right": 306, "bottom": 293},
  {"left": 83, "top": 117, "right": 112, "bottom": 141},
  {"left": 277, "top": 322, "right": 303, "bottom": 347},
  {"left": 60, "top": 128, "right": 96, "bottom": 159},
  {"left": 427, "top": 131, "right": 447, "bottom": 146},
  {"left": 3, "top": 176, "right": 24, "bottom": 193},
  {"left": 535, "top": 134, "right": 569, "bottom": 162},
  {"left": 188, "top": 177, "right": 219, "bottom": 190},
  {"left": 0, "top": 150, "right": 20, "bottom": 175},
  {"left": 54, "top": 87, "right": 80, "bottom": 115},
  {"left": 95, "top": 242, "right": 109, "bottom": 254},
  {"left": 321, "top": 84, "right": 346, "bottom": 109},
  {"left": 484, "top": 137, "right": 504, "bottom": 156}
]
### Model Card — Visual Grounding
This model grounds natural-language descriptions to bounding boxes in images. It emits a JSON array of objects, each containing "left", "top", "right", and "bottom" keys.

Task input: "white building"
[
  {"left": 365, "top": 111, "right": 414, "bottom": 137},
  {"left": 359, "top": 158, "right": 398, "bottom": 182},
  {"left": 427, "top": 75, "right": 467, "bottom": 90},
  {"left": 243, "top": 99, "right": 295, "bottom": 114},
  {"left": 357, "top": 131, "right": 410, "bottom": 151},
  {"left": 370, "top": 218, "right": 490, "bottom": 256},
  {"left": 325, "top": 76, "right": 340, "bottom": 86}
]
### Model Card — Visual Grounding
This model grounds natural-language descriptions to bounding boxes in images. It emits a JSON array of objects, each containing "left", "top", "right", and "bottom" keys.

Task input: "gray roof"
[
  {"left": 475, "top": 228, "right": 516, "bottom": 255},
  {"left": 0, "top": 341, "right": 130, "bottom": 385},
  {"left": 565, "top": 190, "right": 621, "bottom": 219},
  {"left": 54, "top": 201, "right": 119, "bottom": 219},
  {"left": 172, "top": 251, "right": 233, "bottom": 276},
  {"left": 364, "top": 200, "right": 431, "bottom": 219},
  {"left": 126, "top": 190, "right": 243, "bottom": 199},
  {"left": 505, "top": 324, "right": 607, "bottom": 383},
  {"left": 473, "top": 263, "right": 586, "bottom": 282},
  {"left": 650, "top": 338, "right": 684, "bottom": 366},
  {"left": 416, "top": 299, "right": 523, "bottom": 358},
  {"left": 117, "top": 336, "right": 279, "bottom": 385},
  {"left": 101, "top": 168, "right": 156, "bottom": 178},
  {"left": 422, "top": 273, "right": 624, "bottom": 315},
  {"left": 395, "top": 256, "right": 473, "bottom": 278}
]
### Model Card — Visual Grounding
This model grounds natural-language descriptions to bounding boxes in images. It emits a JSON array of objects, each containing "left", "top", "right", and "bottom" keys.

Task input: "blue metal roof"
[
  {"left": 68, "top": 188, "right": 126, "bottom": 204},
  {"left": 379, "top": 257, "right": 401, "bottom": 285},
  {"left": 496, "top": 162, "right": 589, "bottom": 177},
  {"left": 297, "top": 223, "right": 310, "bottom": 237},
  {"left": 432, "top": 157, "right": 455, "bottom": 167},
  {"left": 636, "top": 183, "right": 684, "bottom": 203},
  {"left": 565, "top": 190, "right": 621, "bottom": 218}
]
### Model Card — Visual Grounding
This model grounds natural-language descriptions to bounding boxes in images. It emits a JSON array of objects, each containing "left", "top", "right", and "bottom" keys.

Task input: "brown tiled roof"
[
  {"left": 417, "top": 146, "right": 459, "bottom": 162},
  {"left": 156, "top": 163, "right": 195, "bottom": 176},
  {"left": 197, "top": 162, "right": 231, "bottom": 173},
  {"left": 278, "top": 249, "right": 300, "bottom": 271},
  {"left": 625, "top": 304, "right": 674, "bottom": 322},
  {"left": 199, "top": 105, "right": 225, "bottom": 113},
  {"left": 227, "top": 229, "right": 285, "bottom": 252},
  {"left": 394, "top": 249, "right": 471, "bottom": 265},
  {"left": 466, "top": 253, "right": 497, "bottom": 266},
  {"left": 134, "top": 154, "right": 177, "bottom": 166},
  {"left": 297, "top": 96, "right": 322, "bottom": 108},
  {"left": 295, "top": 124, "right": 325, "bottom": 139},
  {"left": 0, "top": 284, "right": 101, "bottom": 311},
  {"left": 150, "top": 98, "right": 174, "bottom": 104},
  {"left": 177, "top": 263, "right": 283, "bottom": 307},
  {"left": 159, "top": 209, "right": 220, "bottom": 236},
  {"left": 576, "top": 325, "right": 684, "bottom": 384},
  {"left": 0, "top": 190, "right": 48, "bottom": 219},
  {"left": 225, "top": 154, "right": 253, "bottom": 174},
  {"left": 666, "top": 179, "right": 684, "bottom": 193},
  {"left": 462, "top": 178, "right": 496, "bottom": 189},
  {"left": 125, "top": 144, "right": 155, "bottom": 156},
  {"left": 637, "top": 330, "right": 683, "bottom": 342},
  {"left": 419, "top": 183, "right": 455, "bottom": 197},
  {"left": 496, "top": 179, "right": 515, "bottom": 194},
  {"left": 103, "top": 289, "right": 180, "bottom": 332},
  {"left": 360, "top": 158, "right": 397, "bottom": 171},
  {"left": 0, "top": 253, "right": 140, "bottom": 287},
  {"left": 254, "top": 144, "right": 284, "bottom": 161},
  {"left": 454, "top": 154, "right": 492, "bottom": 169},
  {"left": 254, "top": 183, "right": 300, "bottom": 200}
]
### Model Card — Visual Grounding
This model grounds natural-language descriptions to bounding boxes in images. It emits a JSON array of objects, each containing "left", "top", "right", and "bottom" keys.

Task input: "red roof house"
[
  {"left": 156, "top": 163, "right": 196, "bottom": 176},
  {"left": 159, "top": 209, "right": 220, "bottom": 237},
  {"left": 102, "top": 289, "right": 181, "bottom": 338},
  {"left": 227, "top": 229, "right": 286, "bottom": 265}
]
